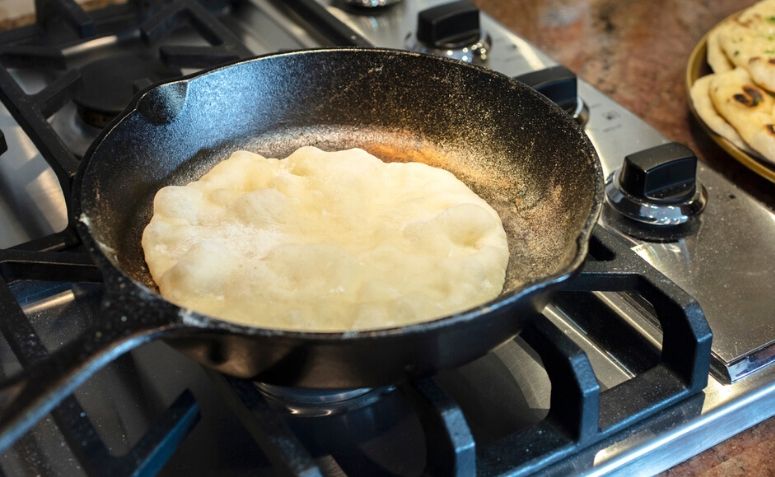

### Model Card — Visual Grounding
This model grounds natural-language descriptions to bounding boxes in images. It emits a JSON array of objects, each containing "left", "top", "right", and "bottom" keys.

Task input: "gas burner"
[
  {"left": 256, "top": 383, "right": 396, "bottom": 417},
  {"left": 343, "top": 0, "right": 402, "bottom": 7},
  {"left": 73, "top": 53, "right": 182, "bottom": 128},
  {"left": 49, "top": 103, "right": 102, "bottom": 158}
]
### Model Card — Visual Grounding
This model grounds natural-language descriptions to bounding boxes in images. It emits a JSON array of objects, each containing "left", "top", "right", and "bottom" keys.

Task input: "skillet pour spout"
[{"left": 0, "top": 48, "right": 603, "bottom": 452}]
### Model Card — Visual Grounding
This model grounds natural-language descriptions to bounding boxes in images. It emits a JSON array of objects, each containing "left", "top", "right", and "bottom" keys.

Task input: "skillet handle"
[{"left": 0, "top": 297, "right": 179, "bottom": 453}]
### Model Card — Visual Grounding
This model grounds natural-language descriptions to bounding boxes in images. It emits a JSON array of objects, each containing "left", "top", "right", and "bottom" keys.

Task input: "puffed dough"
[{"left": 142, "top": 146, "right": 509, "bottom": 331}]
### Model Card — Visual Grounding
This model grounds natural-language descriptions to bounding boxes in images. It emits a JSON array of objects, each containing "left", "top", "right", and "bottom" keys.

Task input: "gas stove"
[{"left": 0, "top": 0, "right": 772, "bottom": 476}]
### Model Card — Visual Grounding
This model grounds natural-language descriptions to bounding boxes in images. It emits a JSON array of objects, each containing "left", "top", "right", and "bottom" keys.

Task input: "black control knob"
[
  {"left": 619, "top": 143, "right": 697, "bottom": 204},
  {"left": 514, "top": 66, "right": 577, "bottom": 113},
  {"left": 605, "top": 142, "right": 707, "bottom": 238},
  {"left": 417, "top": 1, "right": 481, "bottom": 49}
]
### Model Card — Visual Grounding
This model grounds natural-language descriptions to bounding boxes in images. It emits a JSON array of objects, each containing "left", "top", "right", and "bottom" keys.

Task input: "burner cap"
[
  {"left": 256, "top": 384, "right": 396, "bottom": 416},
  {"left": 73, "top": 54, "right": 182, "bottom": 128}
]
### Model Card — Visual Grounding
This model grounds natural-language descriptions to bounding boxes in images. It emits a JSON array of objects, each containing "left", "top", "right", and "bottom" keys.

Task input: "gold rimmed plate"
[{"left": 686, "top": 15, "right": 775, "bottom": 184}]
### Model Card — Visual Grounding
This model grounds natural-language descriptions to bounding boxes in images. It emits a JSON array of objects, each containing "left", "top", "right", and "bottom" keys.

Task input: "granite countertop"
[
  {"left": 477, "top": 0, "right": 775, "bottom": 208},
  {"left": 475, "top": 0, "right": 775, "bottom": 475}
]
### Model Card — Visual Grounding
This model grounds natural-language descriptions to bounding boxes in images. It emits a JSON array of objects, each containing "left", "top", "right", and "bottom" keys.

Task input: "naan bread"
[
  {"left": 717, "top": 0, "right": 775, "bottom": 91},
  {"left": 690, "top": 74, "right": 755, "bottom": 154},
  {"left": 142, "top": 146, "right": 509, "bottom": 332},
  {"left": 709, "top": 68, "right": 775, "bottom": 163},
  {"left": 707, "top": 23, "right": 734, "bottom": 73}
]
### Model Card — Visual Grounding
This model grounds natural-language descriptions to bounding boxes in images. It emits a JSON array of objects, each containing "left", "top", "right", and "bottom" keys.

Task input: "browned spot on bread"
[
  {"left": 767, "top": 124, "right": 775, "bottom": 135},
  {"left": 734, "top": 85, "right": 765, "bottom": 107},
  {"left": 744, "top": 85, "right": 764, "bottom": 105},
  {"left": 735, "top": 16, "right": 753, "bottom": 27}
]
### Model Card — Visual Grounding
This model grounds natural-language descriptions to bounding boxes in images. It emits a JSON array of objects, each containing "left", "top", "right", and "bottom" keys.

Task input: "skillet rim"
[{"left": 71, "top": 47, "right": 604, "bottom": 340}]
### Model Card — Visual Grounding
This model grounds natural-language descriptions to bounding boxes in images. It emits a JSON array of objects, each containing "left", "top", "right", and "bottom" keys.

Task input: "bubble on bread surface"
[{"left": 141, "top": 146, "right": 509, "bottom": 332}]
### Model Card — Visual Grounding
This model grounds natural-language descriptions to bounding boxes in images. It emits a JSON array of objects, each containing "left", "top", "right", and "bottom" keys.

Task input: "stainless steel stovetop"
[{"left": 0, "top": 1, "right": 772, "bottom": 475}]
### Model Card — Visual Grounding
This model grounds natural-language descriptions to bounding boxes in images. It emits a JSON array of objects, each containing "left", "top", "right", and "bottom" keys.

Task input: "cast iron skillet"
[{"left": 0, "top": 48, "right": 602, "bottom": 450}]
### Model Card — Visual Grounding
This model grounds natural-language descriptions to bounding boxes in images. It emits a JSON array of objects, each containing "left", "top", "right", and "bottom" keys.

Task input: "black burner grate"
[
  {"left": 477, "top": 226, "right": 711, "bottom": 476},
  {"left": 0, "top": 56, "right": 80, "bottom": 206},
  {"left": 0, "top": 0, "right": 251, "bottom": 212},
  {"left": 203, "top": 226, "right": 710, "bottom": 477},
  {"left": 0, "top": 1, "right": 242, "bottom": 473},
  {"left": 140, "top": 0, "right": 252, "bottom": 68},
  {"left": 35, "top": 0, "right": 96, "bottom": 38},
  {"left": 0, "top": 202, "right": 200, "bottom": 475}
]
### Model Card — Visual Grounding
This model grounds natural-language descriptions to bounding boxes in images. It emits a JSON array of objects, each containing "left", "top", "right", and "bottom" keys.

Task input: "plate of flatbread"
[{"left": 687, "top": 0, "right": 775, "bottom": 183}]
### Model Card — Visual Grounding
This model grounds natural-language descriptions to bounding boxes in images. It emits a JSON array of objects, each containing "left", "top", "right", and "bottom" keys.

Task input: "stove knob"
[
  {"left": 605, "top": 143, "right": 707, "bottom": 236},
  {"left": 619, "top": 143, "right": 698, "bottom": 203},
  {"left": 417, "top": 1, "right": 481, "bottom": 49},
  {"left": 513, "top": 66, "right": 588, "bottom": 125},
  {"left": 408, "top": 1, "right": 490, "bottom": 63},
  {"left": 343, "top": 0, "right": 401, "bottom": 8}
]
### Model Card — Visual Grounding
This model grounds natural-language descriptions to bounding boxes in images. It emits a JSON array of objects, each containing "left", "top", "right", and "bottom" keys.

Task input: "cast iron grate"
[
  {"left": 0, "top": 0, "right": 251, "bottom": 474},
  {"left": 0, "top": 221, "right": 712, "bottom": 475},
  {"left": 0, "top": 0, "right": 250, "bottom": 215},
  {"left": 0, "top": 129, "right": 201, "bottom": 476},
  {"left": 140, "top": 0, "right": 252, "bottom": 68},
  {"left": 207, "top": 225, "right": 711, "bottom": 476}
]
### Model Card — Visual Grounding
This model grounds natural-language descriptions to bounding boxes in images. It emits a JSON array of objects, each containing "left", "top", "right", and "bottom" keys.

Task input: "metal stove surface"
[
  {"left": 304, "top": 0, "right": 775, "bottom": 383},
  {"left": 0, "top": 0, "right": 772, "bottom": 475},
  {"left": 0, "top": 254, "right": 770, "bottom": 476},
  {"left": 305, "top": 1, "right": 774, "bottom": 472},
  {"left": 3, "top": 0, "right": 771, "bottom": 382}
]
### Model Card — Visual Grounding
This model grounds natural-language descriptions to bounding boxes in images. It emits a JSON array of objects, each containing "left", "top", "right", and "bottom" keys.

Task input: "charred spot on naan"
[{"left": 733, "top": 84, "right": 766, "bottom": 106}]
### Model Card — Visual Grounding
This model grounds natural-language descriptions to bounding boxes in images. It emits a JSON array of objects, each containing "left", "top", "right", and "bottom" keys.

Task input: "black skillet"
[{"left": 0, "top": 48, "right": 602, "bottom": 450}]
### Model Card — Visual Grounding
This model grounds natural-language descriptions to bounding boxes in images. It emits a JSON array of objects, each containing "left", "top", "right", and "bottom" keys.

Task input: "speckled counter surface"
[
  {"left": 476, "top": 0, "right": 774, "bottom": 207},
  {"left": 475, "top": 0, "right": 775, "bottom": 475}
]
